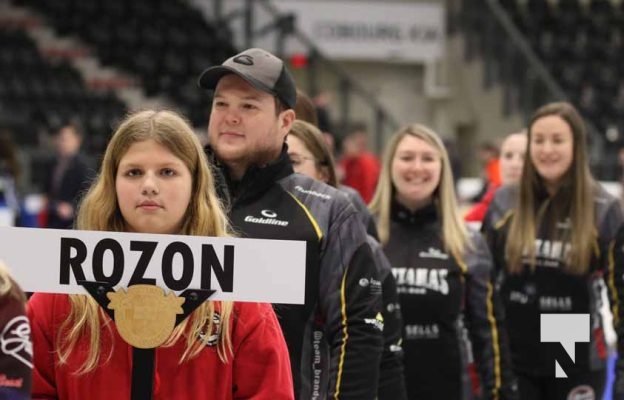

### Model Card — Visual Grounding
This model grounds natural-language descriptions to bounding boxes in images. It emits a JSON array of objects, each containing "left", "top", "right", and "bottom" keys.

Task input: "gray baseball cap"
[{"left": 198, "top": 48, "right": 297, "bottom": 110}]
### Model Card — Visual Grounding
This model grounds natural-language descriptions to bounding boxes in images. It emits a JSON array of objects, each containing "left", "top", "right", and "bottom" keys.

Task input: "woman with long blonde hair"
[
  {"left": 28, "top": 110, "right": 294, "bottom": 399},
  {"left": 483, "top": 102, "right": 623, "bottom": 399},
  {"left": 369, "top": 123, "right": 516, "bottom": 399}
]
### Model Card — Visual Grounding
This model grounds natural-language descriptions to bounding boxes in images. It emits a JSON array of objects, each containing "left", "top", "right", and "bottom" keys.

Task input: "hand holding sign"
[{"left": 19, "top": 110, "right": 298, "bottom": 400}]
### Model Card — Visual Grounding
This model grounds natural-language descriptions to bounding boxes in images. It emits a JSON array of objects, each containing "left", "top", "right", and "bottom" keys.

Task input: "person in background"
[
  {"left": 369, "top": 123, "right": 518, "bottom": 400},
  {"left": 0, "top": 133, "right": 22, "bottom": 226},
  {"left": 199, "top": 47, "right": 383, "bottom": 399},
  {"left": 338, "top": 122, "right": 381, "bottom": 203},
  {"left": 294, "top": 90, "right": 377, "bottom": 238},
  {"left": 294, "top": 89, "right": 319, "bottom": 127},
  {"left": 28, "top": 110, "right": 294, "bottom": 399},
  {"left": 483, "top": 102, "right": 623, "bottom": 399},
  {"left": 471, "top": 140, "right": 502, "bottom": 204},
  {"left": 465, "top": 131, "right": 527, "bottom": 224},
  {"left": 287, "top": 119, "right": 407, "bottom": 399},
  {"left": 295, "top": 89, "right": 337, "bottom": 157},
  {"left": 43, "top": 121, "right": 92, "bottom": 229},
  {"left": 0, "top": 260, "right": 31, "bottom": 400}
]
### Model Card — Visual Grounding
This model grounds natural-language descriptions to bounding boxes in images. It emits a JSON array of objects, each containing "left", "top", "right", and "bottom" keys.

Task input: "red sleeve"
[
  {"left": 0, "top": 283, "right": 31, "bottom": 400},
  {"left": 232, "top": 303, "right": 294, "bottom": 400},
  {"left": 359, "top": 154, "right": 381, "bottom": 203},
  {"left": 342, "top": 154, "right": 380, "bottom": 203},
  {"left": 486, "top": 159, "right": 501, "bottom": 187},
  {"left": 27, "top": 293, "right": 61, "bottom": 400},
  {"left": 465, "top": 188, "right": 496, "bottom": 222}
]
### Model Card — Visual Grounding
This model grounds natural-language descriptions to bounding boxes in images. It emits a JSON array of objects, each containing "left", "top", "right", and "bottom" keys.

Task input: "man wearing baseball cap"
[{"left": 199, "top": 48, "right": 383, "bottom": 399}]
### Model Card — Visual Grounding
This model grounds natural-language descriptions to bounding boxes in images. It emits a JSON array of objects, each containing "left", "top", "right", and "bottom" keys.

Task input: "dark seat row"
[
  {"left": 21, "top": 0, "right": 238, "bottom": 127},
  {"left": 0, "top": 25, "right": 127, "bottom": 154}
]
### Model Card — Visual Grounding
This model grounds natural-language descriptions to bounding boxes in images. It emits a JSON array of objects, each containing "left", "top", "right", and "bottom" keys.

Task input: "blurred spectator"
[
  {"left": 294, "top": 89, "right": 339, "bottom": 157},
  {"left": 294, "top": 89, "right": 319, "bottom": 126},
  {"left": 471, "top": 139, "right": 501, "bottom": 203},
  {"left": 42, "top": 121, "right": 92, "bottom": 229},
  {"left": 465, "top": 131, "right": 527, "bottom": 223},
  {"left": 499, "top": 130, "right": 527, "bottom": 185},
  {"left": 0, "top": 132, "right": 22, "bottom": 226},
  {"left": 313, "top": 91, "right": 334, "bottom": 136},
  {"left": 619, "top": 147, "right": 624, "bottom": 202},
  {"left": 338, "top": 122, "right": 381, "bottom": 203}
]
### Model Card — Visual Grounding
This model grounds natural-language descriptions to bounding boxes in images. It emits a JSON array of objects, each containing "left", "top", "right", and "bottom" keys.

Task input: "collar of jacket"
[
  {"left": 391, "top": 198, "right": 438, "bottom": 226},
  {"left": 205, "top": 144, "right": 294, "bottom": 208}
]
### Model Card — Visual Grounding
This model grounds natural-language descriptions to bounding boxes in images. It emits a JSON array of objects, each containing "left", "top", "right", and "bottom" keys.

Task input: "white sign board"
[
  {"left": 0, "top": 207, "right": 14, "bottom": 227},
  {"left": 274, "top": 0, "right": 446, "bottom": 62},
  {"left": 0, "top": 227, "right": 306, "bottom": 304}
]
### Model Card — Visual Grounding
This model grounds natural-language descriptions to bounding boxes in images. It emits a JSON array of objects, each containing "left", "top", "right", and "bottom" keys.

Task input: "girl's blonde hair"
[
  {"left": 0, "top": 261, "right": 26, "bottom": 302},
  {"left": 506, "top": 101, "right": 596, "bottom": 274},
  {"left": 369, "top": 123, "right": 470, "bottom": 261},
  {"left": 61, "top": 110, "right": 234, "bottom": 373}
]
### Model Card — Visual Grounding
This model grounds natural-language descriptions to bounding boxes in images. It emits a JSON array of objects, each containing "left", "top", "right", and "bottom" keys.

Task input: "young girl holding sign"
[{"left": 27, "top": 110, "right": 294, "bottom": 399}]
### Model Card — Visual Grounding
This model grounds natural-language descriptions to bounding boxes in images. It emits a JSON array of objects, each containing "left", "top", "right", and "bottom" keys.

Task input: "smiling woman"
[
  {"left": 483, "top": 102, "right": 624, "bottom": 400},
  {"left": 369, "top": 123, "right": 517, "bottom": 400}
]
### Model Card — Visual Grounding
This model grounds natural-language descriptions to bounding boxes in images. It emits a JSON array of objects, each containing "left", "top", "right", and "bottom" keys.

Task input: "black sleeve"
[
  {"left": 320, "top": 211, "right": 384, "bottom": 400},
  {"left": 368, "top": 238, "right": 407, "bottom": 400},
  {"left": 607, "top": 225, "right": 624, "bottom": 399},
  {"left": 481, "top": 208, "right": 512, "bottom": 289},
  {"left": 464, "top": 231, "right": 518, "bottom": 400}
]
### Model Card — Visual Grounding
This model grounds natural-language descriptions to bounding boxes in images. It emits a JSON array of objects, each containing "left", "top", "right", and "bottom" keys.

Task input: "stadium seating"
[
  {"left": 496, "top": 0, "right": 624, "bottom": 145},
  {"left": 0, "top": 26, "right": 126, "bottom": 153},
  {"left": 23, "top": 0, "right": 238, "bottom": 127}
]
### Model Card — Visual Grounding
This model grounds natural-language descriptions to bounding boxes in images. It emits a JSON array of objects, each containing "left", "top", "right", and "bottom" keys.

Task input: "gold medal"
[{"left": 107, "top": 285, "right": 185, "bottom": 349}]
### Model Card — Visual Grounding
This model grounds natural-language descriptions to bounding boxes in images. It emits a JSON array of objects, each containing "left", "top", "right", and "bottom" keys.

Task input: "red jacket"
[
  {"left": 340, "top": 152, "right": 380, "bottom": 203},
  {"left": 464, "top": 186, "right": 497, "bottom": 223},
  {"left": 28, "top": 293, "right": 294, "bottom": 400}
]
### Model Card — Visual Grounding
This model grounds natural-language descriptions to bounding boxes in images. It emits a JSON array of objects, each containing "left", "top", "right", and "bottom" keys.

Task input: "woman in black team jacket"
[
  {"left": 369, "top": 123, "right": 517, "bottom": 400},
  {"left": 483, "top": 102, "right": 623, "bottom": 400}
]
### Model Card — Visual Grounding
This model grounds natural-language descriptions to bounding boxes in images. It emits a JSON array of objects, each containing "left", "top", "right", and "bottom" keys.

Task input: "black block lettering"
[
  {"left": 59, "top": 237, "right": 87, "bottom": 284},
  {"left": 92, "top": 239, "right": 124, "bottom": 286},
  {"left": 129, "top": 241, "right": 157, "bottom": 286},
  {"left": 162, "top": 242, "right": 193, "bottom": 291},
  {"left": 201, "top": 245, "right": 234, "bottom": 292}
]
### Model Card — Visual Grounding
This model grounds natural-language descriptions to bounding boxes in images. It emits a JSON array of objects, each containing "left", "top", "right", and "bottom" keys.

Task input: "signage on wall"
[{"left": 274, "top": 0, "right": 446, "bottom": 63}]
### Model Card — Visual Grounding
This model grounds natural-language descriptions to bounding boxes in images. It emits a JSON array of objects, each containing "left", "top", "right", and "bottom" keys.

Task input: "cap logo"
[{"left": 233, "top": 55, "right": 254, "bottom": 66}]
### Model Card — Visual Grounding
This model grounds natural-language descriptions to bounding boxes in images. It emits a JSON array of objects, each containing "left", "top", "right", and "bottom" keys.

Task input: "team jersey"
[
  {"left": 484, "top": 184, "right": 623, "bottom": 377},
  {"left": 382, "top": 201, "right": 516, "bottom": 400},
  {"left": 207, "top": 146, "right": 384, "bottom": 400}
]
